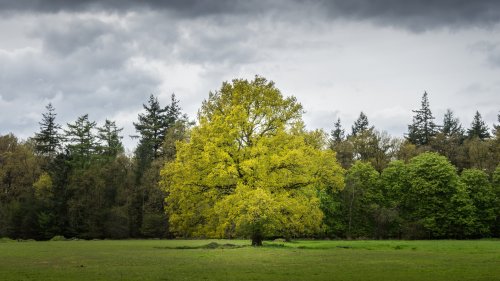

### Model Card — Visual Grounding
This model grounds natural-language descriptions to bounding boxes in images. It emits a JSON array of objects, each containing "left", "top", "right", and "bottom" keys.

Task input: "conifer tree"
[
  {"left": 467, "top": 111, "right": 490, "bottom": 140},
  {"left": 494, "top": 113, "right": 500, "bottom": 136},
  {"left": 133, "top": 94, "right": 184, "bottom": 164},
  {"left": 133, "top": 95, "right": 168, "bottom": 162},
  {"left": 34, "top": 103, "right": 61, "bottom": 157},
  {"left": 351, "top": 112, "right": 373, "bottom": 136},
  {"left": 407, "top": 91, "right": 437, "bottom": 146},
  {"left": 97, "top": 119, "right": 124, "bottom": 157},
  {"left": 64, "top": 114, "right": 98, "bottom": 167},
  {"left": 330, "top": 118, "right": 345, "bottom": 144},
  {"left": 442, "top": 109, "right": 464, "bottom": 138}
]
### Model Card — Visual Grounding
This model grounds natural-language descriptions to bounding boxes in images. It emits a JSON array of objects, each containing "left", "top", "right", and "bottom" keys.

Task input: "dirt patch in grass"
[{"left": 154, "top": 242, "right": 246, "bottom": 250}]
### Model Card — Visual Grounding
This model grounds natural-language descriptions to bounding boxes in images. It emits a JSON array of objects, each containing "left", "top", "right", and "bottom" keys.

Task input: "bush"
[{"left": 50, "top": 235, "right": 67, "bottom": 241}]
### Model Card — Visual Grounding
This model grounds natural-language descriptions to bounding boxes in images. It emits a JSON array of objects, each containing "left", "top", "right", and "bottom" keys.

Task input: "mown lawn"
[{"left": 0, "top": 239, "right": 498, "bottom": 281}]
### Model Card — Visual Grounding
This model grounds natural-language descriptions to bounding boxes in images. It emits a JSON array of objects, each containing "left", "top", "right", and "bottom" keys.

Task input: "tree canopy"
[{"left": 161, "top": 76, "right": 344, "bottom": 245}]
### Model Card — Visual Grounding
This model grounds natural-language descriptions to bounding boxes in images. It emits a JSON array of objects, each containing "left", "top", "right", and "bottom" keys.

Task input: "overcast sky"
[{"left": 1, "top": 0, "right": 499, "bottom": 151}]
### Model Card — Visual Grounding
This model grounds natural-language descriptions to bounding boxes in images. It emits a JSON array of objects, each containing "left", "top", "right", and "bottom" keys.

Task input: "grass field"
[{"left": 0, "top": 239, "right": 499, "bottom": 281}]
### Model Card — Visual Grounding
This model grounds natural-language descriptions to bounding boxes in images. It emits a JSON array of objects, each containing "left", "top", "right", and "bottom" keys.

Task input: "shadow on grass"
[{"left": 152, "top": 241, "right": 421, "bottom": 251}]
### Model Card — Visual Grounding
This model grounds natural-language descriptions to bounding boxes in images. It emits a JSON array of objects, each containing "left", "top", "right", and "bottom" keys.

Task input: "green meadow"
[{"left": 0, "top": 239, "right": 499, "bottom": 281}]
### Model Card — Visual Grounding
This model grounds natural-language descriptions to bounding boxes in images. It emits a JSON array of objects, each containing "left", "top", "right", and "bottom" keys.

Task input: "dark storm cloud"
[
  {"left": 0, "top": 0, "right": 259, "bottom": 16},
  {"left": 318, "top": 0, "right": 500, "bottom": 31},
  {"left": 2, "top": 0, "right": 500, "bottom": 31}
]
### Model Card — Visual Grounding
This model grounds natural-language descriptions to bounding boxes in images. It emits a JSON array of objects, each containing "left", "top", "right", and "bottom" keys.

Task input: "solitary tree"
[{"left": 161, "top": 76, "right": 344, "bottom": 245}]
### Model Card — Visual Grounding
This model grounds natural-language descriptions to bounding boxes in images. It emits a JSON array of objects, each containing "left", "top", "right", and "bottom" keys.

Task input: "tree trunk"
[{"left": 251, "top": 234, "right": 263, "bottom": 246}]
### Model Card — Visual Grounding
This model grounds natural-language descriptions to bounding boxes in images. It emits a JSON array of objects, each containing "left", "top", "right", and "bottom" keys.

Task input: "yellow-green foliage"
[
  {"left": 33, "top": 172, "right": 53, "bottom": 198},
  {"left": 161, "top": 76, "right": 344, "bottom": 239}
]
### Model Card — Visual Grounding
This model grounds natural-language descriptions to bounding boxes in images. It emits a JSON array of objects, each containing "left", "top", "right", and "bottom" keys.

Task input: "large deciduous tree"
[
  {"left": 341, "top": 161, "right": 380, "bottom": 239},
  {"left": 161, "top": 76, "right": 344, "bottom": 245},
  {"left": 460, "top": 169, "right": 496, "bottom": 237},
  {"left": 401, "top": 152, "right": 475, "bottom": 238}
]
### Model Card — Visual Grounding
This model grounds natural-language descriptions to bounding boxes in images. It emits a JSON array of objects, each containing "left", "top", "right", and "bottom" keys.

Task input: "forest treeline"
[{"left": 0, "top": 84, "right": 499, "bottom": 240}]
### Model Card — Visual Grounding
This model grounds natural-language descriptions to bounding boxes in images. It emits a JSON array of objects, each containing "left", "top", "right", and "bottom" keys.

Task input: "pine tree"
[
  {"left": 407, "top": 91, "right": 437, "bottom": 146},
  {"left": 34, "top": 103, "right": 61, "bottom": 157},
  {"left": 351, "top": 112, "right": 372, "bottom": 136},
  {"left": 97, "top": 119, "right": 124, "bottom": 157},
  {"left": 493, "top": 112, "right": 500, "bottom": 136},
  {"left": 65, "top": 114, "right": 98, "bottom": 167},
  {"left": 133, "top": 95, "right": 167, "bottom": 162},
  {"left": 467, "top": 111, "right": 490, "bottom": 140},
  {"left": 441, "top": 109, "right": 464, "bottom": 138},
  {"left": 331, "top": 118, "right": 345, "bottom": 144}
]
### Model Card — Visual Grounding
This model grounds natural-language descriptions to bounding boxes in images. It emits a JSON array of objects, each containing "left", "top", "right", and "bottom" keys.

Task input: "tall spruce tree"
[
  {"left": 467, "top": 111, "right": 490, "bottom": 140},
  {"left": 407, "top": 91, "right": 437, "bottom": 146},
  {"left": 64, "top": 114, "right": 98, "bottom": 168},
  {"left": 133, "top": 94, "right": 185, "bottom": 172},
  {"left": 431, "top": 109, "right": 466, "bottom": 170},
  {"left": 442, "top": 109, "right": 464, "bottom": 138},
  {"left": 330, "top": 118, "right": 345, "bottom": 145},
  {"left": 351, "top": 112, "right": 373, "bottom": 136},
  {"left": 131, "top": 94, "right": 185, "bottom": 237},
  {"left": 97, "top": 119, "right": 124, "bottom": 157},
  {"left": 494, "top": 113, "right": 500, "bottom": 136},
  {"left": 329, "top": 118, "right": 354, "bottom": 169},
  {"left": 34, "top": 103, "right": 61, "bottom": 157},
  {"left": 133, "top": 95, "right": 167, "bottom": 162}
]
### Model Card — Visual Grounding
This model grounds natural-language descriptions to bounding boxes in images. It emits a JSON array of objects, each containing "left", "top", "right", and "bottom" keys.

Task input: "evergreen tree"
[
  {"left": 467, "top": 111, "right": 490, "bottom": 140},
  {"left": 328, "top": 118, "right": 353, "bottom": 169},
  {"left": 133, "top": 94, "right": 183, "bottom": 166},
  {"left": 131, "top": 94, "right": 187, "bottom": 237},
  {"left": 330, "top": 118, "right": 345, "bottom": 145},
  {"left": 34, "top": 103, "right": 61, "bottom": 157},
  {"left": 133, "top": 95, "right": 167, "bottom": 162},
  {"left": 407, "top": 91, "right": 437, "bottom": 146},
  {"left": 351, "top": 112, "right": 372, "bottom": 136},
  {"left": 431, "top": 109, "right": 466, "bottom": 170},
  {"left": 97, "top": 119, "right": 124, "bottom": 157},
  {"left": 442, "top": 109, "right": 464, "bottom": 138},
  {"left": 64, "top": 114, "right": 98, "bottom": 168},
  {"left": 492, "top": 112, "right": 500, "bottom": 137}
]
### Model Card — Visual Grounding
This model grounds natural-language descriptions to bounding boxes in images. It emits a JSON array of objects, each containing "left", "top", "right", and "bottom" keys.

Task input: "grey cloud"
[
  {"left": 469, "top": 41, "right": 500, "bottom": 67},
  {"left": 317, "top": 0, "right": 500, "bottom": 31},
  {"left": 3, "top": 0, "right": 500, "bottom": 31},
  {"left": 2, "top": 0, "right": 500, "bottom": 149},
  {"left": 0, "top": 0, "right": 262, "bottom": 16},
  {"left": 33, "top": 18, "right": 116, "bottom": 57}
]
